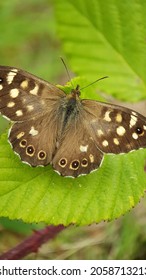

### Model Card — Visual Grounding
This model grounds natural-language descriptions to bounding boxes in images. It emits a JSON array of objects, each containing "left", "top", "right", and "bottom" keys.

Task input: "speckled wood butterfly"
[{"left": 0, "top": 66, "right": 146, "bottom": 177}]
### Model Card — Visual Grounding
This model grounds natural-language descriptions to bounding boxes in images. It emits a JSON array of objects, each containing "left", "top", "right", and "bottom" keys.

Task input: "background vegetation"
[{"left": 0, "top": 0, "right": 146, "bottom": 259}]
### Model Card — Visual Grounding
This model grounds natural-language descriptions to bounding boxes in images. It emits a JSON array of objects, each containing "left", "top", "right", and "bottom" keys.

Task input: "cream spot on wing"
[
  {"left": 132, "top": 132, "right": 138, "bottom": 139},
  {"left": 113, "top": 138, "right": 119, "bottom": 145},
  {"left": 22, "top": 97, "right": 26, "bottom": 103},
  {"left": 143, "top": 125, "right": 146, "bottom": 130},
  {"left": 80, "top": 145, "right": 88, "bottom": 152},
  {"left": 104, "top": 111, "right": 111, "bottom": 122},
  {"left": 30, "top": 84, "right": 39, "bottom": 95},
  {"left": 27, "top": 105, "right": 34, "bottom": 112},
  {"left": 116, "top": 126, "right": 126, "bottom": 136},
  {"left": 0, "top": 85, "right": 3, "bottom": 90},
  {"left": 132, "top": 111, "right": 138, "bottom": 116},
  {"left": 10, "top": 88, "right": 19, "bottom": 98},
  {"left": 29, "top": 126, "right": 38, "bottom": 136},
  {"left": 41, "top": 100, "right": 45, "bottom": 105},
  {"left": 20, "top": 80, "right": 28, "bottom": 89},
  {"left": 56, "top": 141, "right": 59, "bottom": 148},
  {"left": 91, "top": 119, "right": 96, "bottom": 123},
  {"left": 89, "top": 154, "right": 94, "bottom": 163},
  {"left": 7, "top": 101, "right": 15, "bottom": 108},
  {"left": 6, "top": 69, "right": 18, "bottom": 84},
  {"left": 102, "top": 140, "right": 109, "bottom": 147},
  {"left": 97, "top": 129, "right": 104, "bottom": 136},
  {"left": 126, "top": 143, "right": 131, "bottom": 149},
  {"left": 16, "top": 132, "right": 25, "bottom": 139},
  {"left": 16, "top": 110, "right": 23, "bottom": 116},
  {"left": 116, "top": 113, "right": 122, "bottom": 123},
  {"left": 130, "top": 115, "right": 138, "bottom": 128}
]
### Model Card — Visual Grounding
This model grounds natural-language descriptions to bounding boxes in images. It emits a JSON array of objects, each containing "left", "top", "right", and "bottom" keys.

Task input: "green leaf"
[
  {"left": 0, "top": 129, "right": 146, "bottom": 226},
  {"left": 0, "top": 217, "right": 44, "bottom": 235},
  {"left": 55, "top": 0, "right": 146, "bottom": 101}
]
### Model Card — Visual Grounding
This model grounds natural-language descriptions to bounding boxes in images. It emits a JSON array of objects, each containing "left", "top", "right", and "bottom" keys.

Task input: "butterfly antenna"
[
  {"left": 80, "top": 76, "right": 109, "bottom": 90},
  {"left": 60, "top": 57, "right": 74, "bottom": 88}
]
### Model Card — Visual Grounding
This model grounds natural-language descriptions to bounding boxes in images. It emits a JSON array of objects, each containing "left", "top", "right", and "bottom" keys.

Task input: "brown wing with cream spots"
[
  {"left": 82, "top": 99, "right": 146, "bottom": 154},
  {"left": 9, "top": 112, "right": 60, "bottom": 166},
  {"left": 52, "top": 117, "right": 103, "bottom": 177},
  {"left": 0, "top": 66, "right": 65, "bottom": 121}
]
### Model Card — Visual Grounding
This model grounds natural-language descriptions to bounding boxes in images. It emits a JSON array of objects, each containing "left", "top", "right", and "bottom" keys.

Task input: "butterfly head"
[{"left": 70, "top": 84, "right": 81, "bottom": 99}]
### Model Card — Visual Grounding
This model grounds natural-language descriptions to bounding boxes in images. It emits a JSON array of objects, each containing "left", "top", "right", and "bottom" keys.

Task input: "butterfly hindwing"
[
  {"left": 52, "top": 118, "right": 103, "bottom": 177},
  {"left": 9, "top": 113, "right": 60, "bottom": 166}
]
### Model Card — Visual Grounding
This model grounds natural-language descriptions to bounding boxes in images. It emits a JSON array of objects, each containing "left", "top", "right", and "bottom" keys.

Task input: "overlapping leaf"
[{"left": 55, "top": 0, "right": 146, "bottom": 101}]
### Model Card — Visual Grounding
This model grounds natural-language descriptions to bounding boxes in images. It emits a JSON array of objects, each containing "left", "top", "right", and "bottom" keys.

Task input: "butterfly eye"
[
  {"left": 59, "top": 158, "right": 67, "bottom": 167},
  {"left": 38, "top": 150, "right": 46, "bottom": 160},
  {"left": 135, "top": 127, "right": 144, "bottom": 136},
  {"left": 70, "top": 160, "right": 80, "bottom": 170},
  {"left": 26, "top": 145, "right": 35, "bottom": 156},
  {"left": 20, "top": 139, "right": 27, "bottom": 148},
  {"left": 81, "top": 158, "right": 88, "bottom": 167}
]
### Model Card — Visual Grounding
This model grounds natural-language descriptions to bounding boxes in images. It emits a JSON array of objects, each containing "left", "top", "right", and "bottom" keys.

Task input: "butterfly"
[{"left": 0, "top": 66, "right": 146, "bottom": 177}]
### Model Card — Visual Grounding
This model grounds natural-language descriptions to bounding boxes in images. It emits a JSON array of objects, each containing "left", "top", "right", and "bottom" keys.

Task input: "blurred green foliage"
[{"left": 0, "top": 0, "right": 63, "bottom": 134}]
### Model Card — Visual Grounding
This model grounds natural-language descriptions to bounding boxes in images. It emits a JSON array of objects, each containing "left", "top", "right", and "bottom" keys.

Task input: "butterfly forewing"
[
  {"left": 1, "top": 65, "right": 146, "bottom": 177},
  {"left": 82, "top": 100, "right": 146, "bottom": 154},
  {"left": 0, "top": 66, "right": 65, "bottom": 121}
]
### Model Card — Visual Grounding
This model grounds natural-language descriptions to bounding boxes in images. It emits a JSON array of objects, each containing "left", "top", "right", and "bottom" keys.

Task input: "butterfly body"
[
  {"left": 58, "top": 88, "right": 81, "bottom": 132},
  {"left": 0, "top": 66, "right": 146, "bottom": 177}
]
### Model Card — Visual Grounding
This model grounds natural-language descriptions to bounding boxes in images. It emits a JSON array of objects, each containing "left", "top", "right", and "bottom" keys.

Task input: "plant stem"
[{"left": 0, "top": 224, "right": 66, "bottom": 260}]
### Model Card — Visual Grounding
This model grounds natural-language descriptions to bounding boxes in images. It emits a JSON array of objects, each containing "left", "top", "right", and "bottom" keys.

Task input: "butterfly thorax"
[{"left": 60, "top": 85, "right": 81, "bottom": 127}]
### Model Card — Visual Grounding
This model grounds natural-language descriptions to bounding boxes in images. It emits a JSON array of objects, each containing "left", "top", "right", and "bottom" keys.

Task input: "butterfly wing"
[
  {"left": 49, "top": 98, "right": 146, "bottom": 177},
  {"left": 0, "top": 66, "right": 66, "bottom": 166},
  {"left": 52, "top": 117, "right": 103, "bottom": 177},
  {"left": 0, "top": 66, "right": 65, "bottom": 121},
  {"left": 9, "top": 113, "right": 60, "bottom": 166},
  {"left": 82, "top": 99, "right": 146, "bottom": 154}
]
